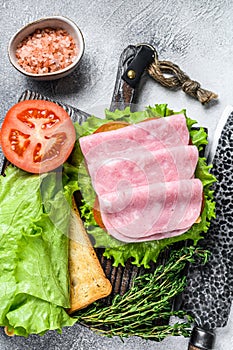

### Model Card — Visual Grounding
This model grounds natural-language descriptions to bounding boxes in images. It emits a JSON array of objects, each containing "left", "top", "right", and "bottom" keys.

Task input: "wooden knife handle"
[
  {"left": 110, "top": 44, "right": 155, "bottom": 111},
  {"left": 110, "top": 45, "right": 138, "bottom": 111},
  {"left": 188, "top": 344, "right": 205, "bottom": 350},
  {"left": 188, "top": 326, "right": 216, "bottom": 350}
]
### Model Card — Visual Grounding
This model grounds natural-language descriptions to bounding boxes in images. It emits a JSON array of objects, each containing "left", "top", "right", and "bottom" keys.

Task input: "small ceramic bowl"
[{"left": 8, "top": 16, "right": 85, "bottom": 80}]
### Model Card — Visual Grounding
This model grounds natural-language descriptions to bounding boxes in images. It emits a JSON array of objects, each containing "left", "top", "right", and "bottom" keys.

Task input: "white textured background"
[{"left": 0, "top": 0, "right": 233, "bottom": 349}]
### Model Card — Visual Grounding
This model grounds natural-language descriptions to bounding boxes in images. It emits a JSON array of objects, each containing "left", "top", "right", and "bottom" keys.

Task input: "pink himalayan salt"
[{"left": 16, "top": 27, "right": 78, "bottom": 74}]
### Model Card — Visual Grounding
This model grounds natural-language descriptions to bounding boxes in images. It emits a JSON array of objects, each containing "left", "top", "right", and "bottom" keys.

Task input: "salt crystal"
[{"left": 15, "top": 27, "right": 78, "bottom": 74}]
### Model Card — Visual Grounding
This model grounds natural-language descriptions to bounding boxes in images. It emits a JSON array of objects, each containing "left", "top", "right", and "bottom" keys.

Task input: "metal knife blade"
[{"left": 182, "top": 106, "right": 233, "bottom": 349}]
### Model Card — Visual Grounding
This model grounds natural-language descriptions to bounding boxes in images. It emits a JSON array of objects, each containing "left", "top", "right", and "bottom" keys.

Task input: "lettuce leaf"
[
  {"left": 72, "top": 104, "right": 216, "bottom": 268},
  {"left": 0, "top": 166, "right": 77, "bottom": 336}
]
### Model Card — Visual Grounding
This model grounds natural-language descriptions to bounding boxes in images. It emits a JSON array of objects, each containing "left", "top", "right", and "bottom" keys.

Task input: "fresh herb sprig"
[{"left": 75, "top": 246, "right": 209, "bottom": 341}]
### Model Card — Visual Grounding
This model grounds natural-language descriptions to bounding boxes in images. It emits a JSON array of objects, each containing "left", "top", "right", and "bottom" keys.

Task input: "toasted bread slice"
[{"left": 68, "top": 200, "right": 112, "bottom": 313}]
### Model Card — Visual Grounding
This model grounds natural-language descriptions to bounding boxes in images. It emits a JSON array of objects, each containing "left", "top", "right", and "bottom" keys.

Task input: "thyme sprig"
[{"left": 75, "top": 246, "right": 209, "bottom": 341}]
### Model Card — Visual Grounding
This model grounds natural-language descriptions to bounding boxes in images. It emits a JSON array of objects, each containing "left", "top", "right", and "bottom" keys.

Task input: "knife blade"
[{"left": 181, "top": 106, "right": 233, "bottom": 349}]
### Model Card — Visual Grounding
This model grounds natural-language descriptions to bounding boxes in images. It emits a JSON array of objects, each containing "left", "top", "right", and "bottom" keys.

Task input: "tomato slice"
[
  {"left": 93, "top": 196, "right": 107, "bottom": 231},
  {"left": 93, "top": 121, "right": 130, "bottom": 133},
  {"left": 0, "top": 100, "right": 76, "bottom": 173}
]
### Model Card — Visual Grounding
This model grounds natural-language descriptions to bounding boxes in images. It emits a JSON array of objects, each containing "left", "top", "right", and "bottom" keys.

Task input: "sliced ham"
[
  {"left": 79, "top": 114, "right": 189, "bottom": 157},
  {"left": 102, "top": 226, "right": 191, "bottom": 243},
  {"left": 88, "top": 145, "right": 198, "bottom": 196},
  {"left": 99, "top": 179, "right": 203, "bottom": 238},
  {"left": 79, "top": 114, "right": 202, "bottom": 243}
]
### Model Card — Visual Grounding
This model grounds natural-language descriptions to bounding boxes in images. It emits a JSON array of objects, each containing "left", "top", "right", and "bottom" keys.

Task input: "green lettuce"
[
  {"left": 71, "top": 104, "right": 216, "bottom": 268},
  {"left": 0, "top": 166, "right": 77, "bottom": 336}
]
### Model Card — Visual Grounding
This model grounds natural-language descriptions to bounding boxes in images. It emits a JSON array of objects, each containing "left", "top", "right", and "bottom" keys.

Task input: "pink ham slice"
[
  {"left": 79, "top": 114, "right": 202, "bottom": 243},
  {"left": 79, "top": 114, "right": 189, "bottom": 157},
  {"left": 88, "top": 145, "right": 198, "bottom": 196},
  {"left": 101, "top": 226, "right": 191, "bottom": 243},
  {"left": 99, "top": 179, "right": 203, "bottom": 239}
]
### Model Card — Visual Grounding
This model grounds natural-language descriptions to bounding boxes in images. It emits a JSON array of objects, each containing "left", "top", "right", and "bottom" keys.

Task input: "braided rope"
[{"left": 148, "top": 55, "right": 218, "bottom": 104}]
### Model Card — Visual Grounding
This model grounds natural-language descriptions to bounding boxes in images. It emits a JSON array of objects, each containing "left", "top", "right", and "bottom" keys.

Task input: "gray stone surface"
[{"left": 0, "top": 0, "right": 233, "bottom": 349}]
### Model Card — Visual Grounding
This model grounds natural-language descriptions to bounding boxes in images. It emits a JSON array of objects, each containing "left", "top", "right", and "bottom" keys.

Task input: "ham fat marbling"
[{"left": 79, "top": 114, "right": 203, "bottom": 242}]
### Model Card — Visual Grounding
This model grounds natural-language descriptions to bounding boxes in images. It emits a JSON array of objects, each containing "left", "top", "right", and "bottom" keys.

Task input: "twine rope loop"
[{"left": 147, "top": 52, "right": 218, "bottom": 104}]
